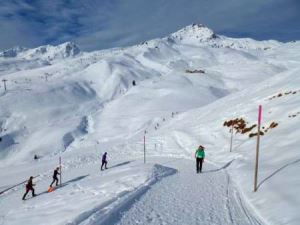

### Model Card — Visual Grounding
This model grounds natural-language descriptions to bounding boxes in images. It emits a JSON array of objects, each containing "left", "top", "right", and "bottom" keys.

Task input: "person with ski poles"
[
  {"left": 101, "top": 152, "right": 108, "bottom": 170},
  {"left": 195, "top": 145, "right": 205, "bottom": 173},
  {"left": 22, "top": 176, "right": 36, "bottom": 200},
  {"left": 50, "top": 167, "right": 60, "bottom": 187}
]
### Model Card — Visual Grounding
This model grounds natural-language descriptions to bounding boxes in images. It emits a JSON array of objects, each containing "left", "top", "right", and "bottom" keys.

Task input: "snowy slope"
[{"left": 0, "top": 24, "right": 299, "bottom": 225}]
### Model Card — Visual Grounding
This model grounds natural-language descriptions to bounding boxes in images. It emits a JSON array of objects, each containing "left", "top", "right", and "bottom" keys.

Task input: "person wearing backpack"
[
  {"left": 22, "top": 176, "right": 36, "bottom": 200},
  {"left": 195, "top": 145, "right": 205, "bottom": 173}
]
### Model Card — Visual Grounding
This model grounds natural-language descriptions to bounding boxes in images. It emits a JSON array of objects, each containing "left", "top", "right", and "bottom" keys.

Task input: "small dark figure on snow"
[
  {"left": 195, "top": 145, "right": 205, "bottom": 173},
  {"left": 22, "top": 176, "right": 36, "bottom": 200},
  {"left": 132, "top": 80, "right": 136, "bottom": 86},
  {"left": 50, "top": 167, "right": 60, "bottom": 187},
  {"left": 101, "top": 152, "right": 108, "bottom": 170}
]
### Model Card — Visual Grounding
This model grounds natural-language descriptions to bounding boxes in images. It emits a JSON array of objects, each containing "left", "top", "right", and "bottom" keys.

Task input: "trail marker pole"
[
  {"left": 254, "top": 105, "right": 262, "bottom": 192},
  {"left": 59, "top": 156, "right": 62, "bottom": 186},
  {"left": 229, "top": 123, "right": 234, "bottom": 152},
  {"left": 2, "top": 79, "right": 7, "bottom": 91},
  {"left": 144, "top": 130, "right": 147, "bottom": 164}
]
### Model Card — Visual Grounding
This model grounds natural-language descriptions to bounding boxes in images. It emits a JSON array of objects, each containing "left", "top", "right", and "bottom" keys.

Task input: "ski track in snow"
[{"left": 76, "top": 158, "right": 263, "bottom": 225}]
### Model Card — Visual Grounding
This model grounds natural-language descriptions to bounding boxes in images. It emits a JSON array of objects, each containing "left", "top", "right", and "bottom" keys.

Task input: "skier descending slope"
[
  {"left": 101, "top": 152, "right": 108, "bottom": 170},
  {"left": 22, "top": 176, "right": 36, "bottom": 200},
  {"left": 195, "top": 145, "right": 205, "bottom": 173}
]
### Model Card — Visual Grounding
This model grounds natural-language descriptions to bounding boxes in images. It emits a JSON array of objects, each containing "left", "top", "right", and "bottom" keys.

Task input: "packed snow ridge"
[{"left": 0, "top": 24, "right": 300, "bottom": 225}]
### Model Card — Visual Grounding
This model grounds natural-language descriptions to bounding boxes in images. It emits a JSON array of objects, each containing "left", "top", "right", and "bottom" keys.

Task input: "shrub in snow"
[
  {"left": 249, "top": 131, "right": 265, "bottom": 138},
  {"left": 288, "top": 112, "right": 300, "bottom": 118},
  {"left": 223, "top": 118, "right": 278, "bottom": 138},
  {"left": 268, "top": 90, "right": 300, "bottom": 100},
  {"left": 185, "top": 69, "right": 205, "bottom": 74}
]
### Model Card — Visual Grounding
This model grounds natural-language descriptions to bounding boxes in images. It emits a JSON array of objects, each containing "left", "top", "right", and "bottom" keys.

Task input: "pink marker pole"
[
  {"left": 59, "top": 157, "right": 62, "bottom": 186},
  {"left": 254, "top": 105, "right": 262, "bottom": 192},
  {"left": 258, "top": 105, "right": 262, "bottom": 126},
  {"left": 144, "top": 130, "right": 147, "bottom": 164}
]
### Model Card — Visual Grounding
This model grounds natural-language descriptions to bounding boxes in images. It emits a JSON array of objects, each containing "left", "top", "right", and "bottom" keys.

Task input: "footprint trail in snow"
[{"left": 104, "top": 158, "right": 262, "bottom": 225}]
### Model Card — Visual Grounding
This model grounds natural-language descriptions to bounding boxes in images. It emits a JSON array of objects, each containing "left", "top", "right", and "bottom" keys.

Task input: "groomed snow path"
[{"left": 102, "top": 158, "right": 263, "bottom": 225}]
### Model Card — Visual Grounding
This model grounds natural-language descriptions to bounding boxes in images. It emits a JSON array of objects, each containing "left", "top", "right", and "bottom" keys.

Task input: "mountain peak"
[{"left": 169, "top": 23, "right": 217, "bottom": 43}]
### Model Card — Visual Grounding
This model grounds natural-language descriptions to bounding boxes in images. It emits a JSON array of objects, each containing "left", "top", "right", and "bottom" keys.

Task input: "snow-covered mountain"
[
  {"left": 0, "top": 24, "right": 299, "bottom": 225},
  {"left": 0, "top": 42, "right": 80, "bottom": 59},
  {"left": 168, "top": 24, "right": 281, "bottom": 50},
  {"left": 0, "top": 42, "right": 80, "bottom": 75}
]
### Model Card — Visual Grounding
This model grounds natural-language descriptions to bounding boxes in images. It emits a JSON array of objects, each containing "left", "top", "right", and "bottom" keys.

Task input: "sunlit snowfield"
[{"left": 0, "top": 25, "right": 299, "bottom": 225}]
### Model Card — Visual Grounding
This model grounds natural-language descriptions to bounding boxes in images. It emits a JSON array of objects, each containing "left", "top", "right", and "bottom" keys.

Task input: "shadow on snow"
[
  {"left": 202, "top": 159, "right": 235, "bottom": 173},
  {"left": 257, "top": 158, "right": 300, "bottom": 190},
  {"left": 109, "top": 161, "right": 132, "bottom": 169},
  {"left": 36, "top": 175, "right": 90, "bottom": 197}
]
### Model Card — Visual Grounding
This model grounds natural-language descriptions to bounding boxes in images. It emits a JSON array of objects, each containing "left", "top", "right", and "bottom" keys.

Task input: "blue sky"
[{"left": 0, "top": 0, "right": 299, "bottom": 51}]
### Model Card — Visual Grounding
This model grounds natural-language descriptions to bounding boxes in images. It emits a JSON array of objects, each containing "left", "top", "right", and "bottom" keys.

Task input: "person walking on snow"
[
  {"left": 50, "top": 167, "right": 60, "bottom": 187},
  {"left": 22, "top": 176, "right": 36, "bottom": 200},
  {"left": 101, "top": 152, "right": 108, "bottom": 170},
  {"left": 195, "top": 145, "right": 205, "bottom": 173}
]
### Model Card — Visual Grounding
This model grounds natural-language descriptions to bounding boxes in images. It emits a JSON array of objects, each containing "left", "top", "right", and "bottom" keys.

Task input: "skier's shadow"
[
  {"left": 37, "top": 175, "right": 89, "bottom": 196},
  {"left": 202, "top": 159, "right": 235, "bottom": 173},
  {"left": 109, "top": 161, "right": 131, "bottom": 169}
]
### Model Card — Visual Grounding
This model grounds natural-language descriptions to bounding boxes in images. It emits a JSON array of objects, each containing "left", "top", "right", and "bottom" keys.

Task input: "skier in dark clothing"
[
  {"left": 195, "top": 145, "right": 205, "bottom": 173},
  {"left": 22, "top": 176, "right": 36, "bottom": 200},
  {"left": 101, "top": 152, "right": 108, "bottom": 170},
  {"left": 50, "top": 167, "right": 60, "bottom": 187}
]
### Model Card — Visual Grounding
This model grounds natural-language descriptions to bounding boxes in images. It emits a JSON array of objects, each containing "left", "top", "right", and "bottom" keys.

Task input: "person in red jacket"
[{"left": 22, "top": 176, "right": 36, "bottom": 200}]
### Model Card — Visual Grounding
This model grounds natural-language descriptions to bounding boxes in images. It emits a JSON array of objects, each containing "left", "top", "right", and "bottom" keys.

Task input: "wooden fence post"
[
  {"left": 254, "top": 105, "right": 262, "bottom": 192},
  {"left": 2, "top": 79, "right": 7, "bottom": 91},
  {"left": 230, "top": 123, "right": 234, "bottom": 152}
]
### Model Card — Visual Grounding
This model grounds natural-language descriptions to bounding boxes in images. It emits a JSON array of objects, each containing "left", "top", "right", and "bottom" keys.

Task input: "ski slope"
[{"left": 0, "top": 24, "right": 300, "bottom": 225}]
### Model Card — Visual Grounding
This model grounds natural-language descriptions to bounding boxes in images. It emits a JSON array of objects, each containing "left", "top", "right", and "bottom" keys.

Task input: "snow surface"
[
  {"left": 111, "top": 158, "right": 263, "bottom": 225},
  {"left": 0, "top": 24, "right": 300, "bottom": 225}
]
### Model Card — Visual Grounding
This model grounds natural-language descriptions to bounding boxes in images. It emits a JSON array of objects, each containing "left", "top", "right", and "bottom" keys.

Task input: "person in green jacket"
[{"left": 195, "top": 145, "right": 205, "bottom": 173}]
